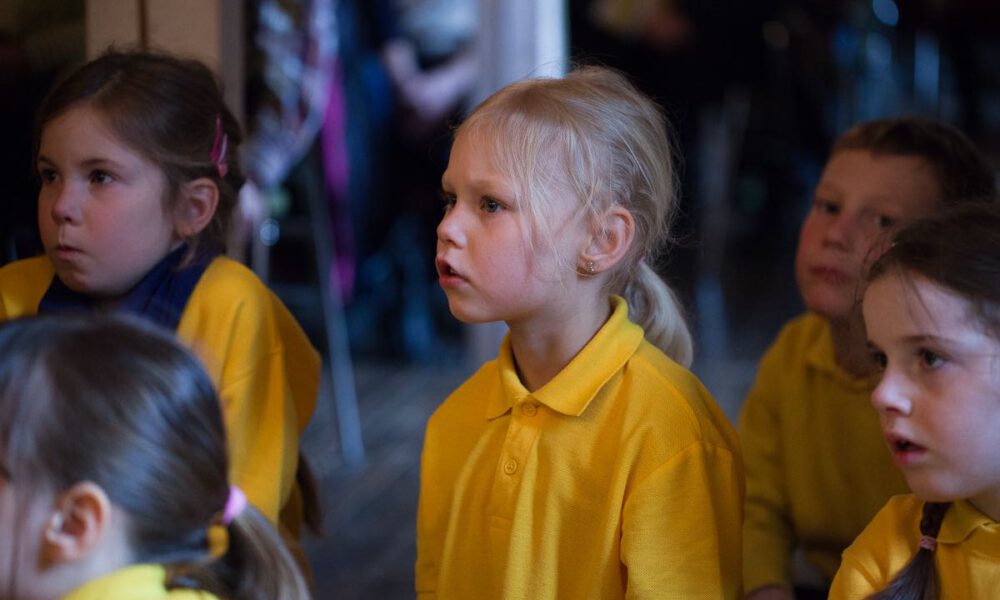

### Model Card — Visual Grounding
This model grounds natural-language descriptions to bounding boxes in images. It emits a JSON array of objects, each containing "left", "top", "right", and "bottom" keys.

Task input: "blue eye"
[{"left": 482, "top": 197, "right": 501, "bottom": 213}]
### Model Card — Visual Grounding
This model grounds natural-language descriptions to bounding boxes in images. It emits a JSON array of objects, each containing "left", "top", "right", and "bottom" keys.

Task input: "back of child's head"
[
  {"left": 34, "top": 48, "right": 245, "bottom": 256},
  {"left": 458, "top": 66, "right": 693, "bottom": 365},
  {"left": 0, "top": 316, "right": 309, "bottom": 600},
  {"left": 868, "top": 200, "right": 1000, "bottom": 340},
  {"left": 832, "top": 117, "right": 997, "bottom": 203}
]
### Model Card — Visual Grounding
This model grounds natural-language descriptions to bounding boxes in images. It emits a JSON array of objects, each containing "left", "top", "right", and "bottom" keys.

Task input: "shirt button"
[
  {"left": 503, "top": 459, "right": 518, "bottom": 475},
  {"left": 522, "top": 403, "right": 537, "bottom": 417}
]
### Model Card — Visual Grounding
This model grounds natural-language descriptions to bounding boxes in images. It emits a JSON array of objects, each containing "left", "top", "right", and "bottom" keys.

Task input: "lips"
[
  {"left": 810, "top": 265, "right": 851, "bottom": 286},
  {"left": 436, "top": 257, "right": 466, "bottom": 288},
  {"left": 885, "top": 432, "right": 928, "bottom": 466}
]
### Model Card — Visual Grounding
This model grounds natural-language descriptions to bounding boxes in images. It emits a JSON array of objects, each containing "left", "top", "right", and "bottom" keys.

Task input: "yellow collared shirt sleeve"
[
  {"left": 178, "top": 258, "right": 319, "bottom": 532},
  {"left": 739, "top": 346, "right": 795, "bottom": 592},
  {"left": 622, "top": 441, "right": 743, "bottom": 599}
]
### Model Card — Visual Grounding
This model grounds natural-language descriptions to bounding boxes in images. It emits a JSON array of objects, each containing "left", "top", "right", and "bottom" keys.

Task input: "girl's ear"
[
  {"left": 43, "top": 482, "right": 112, "bottom": 563},
  {"left": 579, "top": 206, "right": 635, "bottom": 274},
  {"left": 174, "top": 177, "right": 220, "bottom": 239}
]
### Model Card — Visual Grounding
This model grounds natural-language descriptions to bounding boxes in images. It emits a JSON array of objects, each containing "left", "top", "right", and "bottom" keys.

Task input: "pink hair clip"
[
  {"left": 222, "top": 485, "right": 247, "bottom": 525},
  {"left": 209, "top": 114, "right": 229, "bottom": 178}
]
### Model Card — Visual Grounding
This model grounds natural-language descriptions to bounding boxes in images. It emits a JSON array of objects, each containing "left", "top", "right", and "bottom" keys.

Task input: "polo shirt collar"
[
  {"left": 938, "top": 499, "right": 1000, "bottom": 544},
  {"left": 486, "top": 296, "right": 644, "bottom": 419}
]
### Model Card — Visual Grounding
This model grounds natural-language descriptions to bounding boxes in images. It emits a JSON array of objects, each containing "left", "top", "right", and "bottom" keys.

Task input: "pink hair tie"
[
  {"left": 918, "top": 535, "right": 937, "bottom": 552},
  {"left": 209, "top": 114, "right": 229, "bottom": 178},
  {"left": 223, "top": 485, "right": 247, "bottom": 525}
]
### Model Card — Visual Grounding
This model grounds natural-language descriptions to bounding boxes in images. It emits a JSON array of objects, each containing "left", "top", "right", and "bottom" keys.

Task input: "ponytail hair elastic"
[
  {"left": 209, "top": 114, "right": 229, "bottom": 178},
  {"left": 918, "top": 535, "right": 937, "bottom": 552},
  {"left": 223, "top": 485, "right": 247, "bottom": 525}
]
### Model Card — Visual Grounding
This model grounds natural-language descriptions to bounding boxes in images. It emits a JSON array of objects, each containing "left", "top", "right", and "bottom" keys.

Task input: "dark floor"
[{"left": 302, "top": 360, "right": 472, "bottom": 600}]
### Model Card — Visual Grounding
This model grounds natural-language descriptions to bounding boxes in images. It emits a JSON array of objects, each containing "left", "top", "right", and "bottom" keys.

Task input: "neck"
[
  {"left": 828, "top": 314, "right": 874, "bottom": 377},
  {"left": 508, "top": 295, "right": 612, "bottom": 392}
]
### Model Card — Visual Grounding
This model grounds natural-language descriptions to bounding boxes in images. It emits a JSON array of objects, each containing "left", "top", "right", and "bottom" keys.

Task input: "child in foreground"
[
  {"left": 0, "top": 49, "right": 320, "bottom": 540},
  {"left": 739, "top": 117, "right": 996, "bottom": 599},
  {"left": 0, "top": 315, "right": 311, "bottom": 600},
  {"left": 416, "top": 66, "right": 744, "bottom": 599},
  {"left": 829, "top": 202, "right": 1000, "bottom": 599}
]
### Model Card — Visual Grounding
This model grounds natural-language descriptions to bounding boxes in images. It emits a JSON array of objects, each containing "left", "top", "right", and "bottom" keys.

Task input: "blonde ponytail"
[{"left": 625, "top": 260, "right": 693, "bottom": 367}]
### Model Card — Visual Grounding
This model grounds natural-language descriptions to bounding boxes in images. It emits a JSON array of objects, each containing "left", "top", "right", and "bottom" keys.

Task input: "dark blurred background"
[{"left": 2, "top": 1, "right": 999, "bottom": 597}]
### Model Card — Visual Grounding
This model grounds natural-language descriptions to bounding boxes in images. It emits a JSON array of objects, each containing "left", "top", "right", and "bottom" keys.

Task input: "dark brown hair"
[
  {"left": 34, "top": 48, "right": 245, "bottom": 257},
  {"left": 0, "top": 316, "right": 310, "bottom": 600},
  {"left": 868, "top": 200, "right": 1000, "bottom": 340},
  {"left": 832, "top": 117, "right": 996, "bottom": 204}
]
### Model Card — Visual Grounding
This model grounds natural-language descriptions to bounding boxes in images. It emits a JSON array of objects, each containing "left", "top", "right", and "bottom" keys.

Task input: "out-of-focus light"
[
  {"left": 866, "top": 31, "right": 892, "bottom": 69},
  {"left": 762, "top": 20, "right": 790, "bottom": 49},
  {"left": 873, "top": 0, "right": 899, "bottom": 27}
]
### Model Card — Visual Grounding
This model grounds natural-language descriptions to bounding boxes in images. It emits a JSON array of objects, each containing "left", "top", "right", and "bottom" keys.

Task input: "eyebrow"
[{"left": 36, "top": 155, "right": 125, "bottom": 170}]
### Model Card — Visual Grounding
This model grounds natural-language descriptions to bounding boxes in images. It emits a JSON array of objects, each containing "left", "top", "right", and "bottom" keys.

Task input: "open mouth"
[
  {"left": 886, "top": 433, "right": 927, "bottom": 464},
  {"left": 436, "top": 258, "right": 459, "bottom": 278}
]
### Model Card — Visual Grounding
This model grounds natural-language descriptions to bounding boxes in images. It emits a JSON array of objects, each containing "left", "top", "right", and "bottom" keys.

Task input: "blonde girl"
[
  {"left": 0, "top": 315, "right": 310, "bottom": 600},
  {"left": 416, "top": 66, "right": 744, "bottom": 599},
  {"left": 829, "top": 202, "right": 1000, "bottom": 599}
]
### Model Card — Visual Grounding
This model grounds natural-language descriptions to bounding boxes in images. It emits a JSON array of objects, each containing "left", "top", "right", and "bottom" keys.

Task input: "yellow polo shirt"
[
  {"left": 416, "top": 296, "right": 744, "bottom": 599},
  {"left": 830, "top": 495, "right": 1000, "bottom": 599},
  {"left": 62, "top": 564, "right": 217, "bottom": 599},
  {"left": 739, "top": 312, "right": 908, "bottom": 592}
]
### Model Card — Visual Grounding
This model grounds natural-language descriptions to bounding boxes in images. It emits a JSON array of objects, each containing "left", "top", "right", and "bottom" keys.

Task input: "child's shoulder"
[
  {"left": 628, "top": 340, "right": 739, "bottom": 449},
  {"left": 0, "top": 256, "right": 54, "bottom": 317},
  {"left": 435, "top": 358, "right": 501, "bottom": 415},
  {"left": 182, "top": 256, "right": 289, "bottom": 328},
  {"left": 0, "top": 254, "right": 53, "bottom": 283},
  {"left": 188, "top": 256, "right": 279, "bottom": 310},
  {"left": 755, "top": 311, "right": 831, "bottom": 371},
  {"left": 846, "top": 494, "right": 923, "bottom": 562},
  {"left": 773, "top": 311, "right": 829, "bottom": 352}
]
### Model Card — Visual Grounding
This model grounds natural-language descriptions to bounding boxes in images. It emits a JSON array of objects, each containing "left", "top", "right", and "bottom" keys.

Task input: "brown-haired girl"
[
  {"left": 0, "top": 49, "right": 320, "bottom": 542},
  {"left": 828, "top": 202, "right": 1000, "bottom": 599},
  {"left": 0, "top": 315, "right": 311, "bottom": 600}
]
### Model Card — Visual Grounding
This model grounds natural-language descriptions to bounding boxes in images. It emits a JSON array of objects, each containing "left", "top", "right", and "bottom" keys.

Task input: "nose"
[
  {"left": 45, "top": 182, "right": 82, "bottom": 225},
  {"left": 822, "top": 213, "right": 855, "bottom": 249},
  {"left": 436, "top": 204, "right": 466, "bottom": 248},
  {"left": 871, "top": 368, "right": 912, "bottom": 416}
]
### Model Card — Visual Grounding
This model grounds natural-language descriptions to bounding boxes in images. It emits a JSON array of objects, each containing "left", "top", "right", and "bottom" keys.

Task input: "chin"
[{"left": 801, "top": 292, "right": 854, "bottom": 322}]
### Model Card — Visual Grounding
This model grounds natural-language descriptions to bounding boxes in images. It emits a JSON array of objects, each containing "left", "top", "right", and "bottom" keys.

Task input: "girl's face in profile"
[
  {"left": 435, "top": 128, "right": 588, "bottom": 328},
  {"left": 36, "top": 104, "right": 180, "bottom": 302},
  {"left": 864, "top": 272, "right": 1000, "bottom": 519}
]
